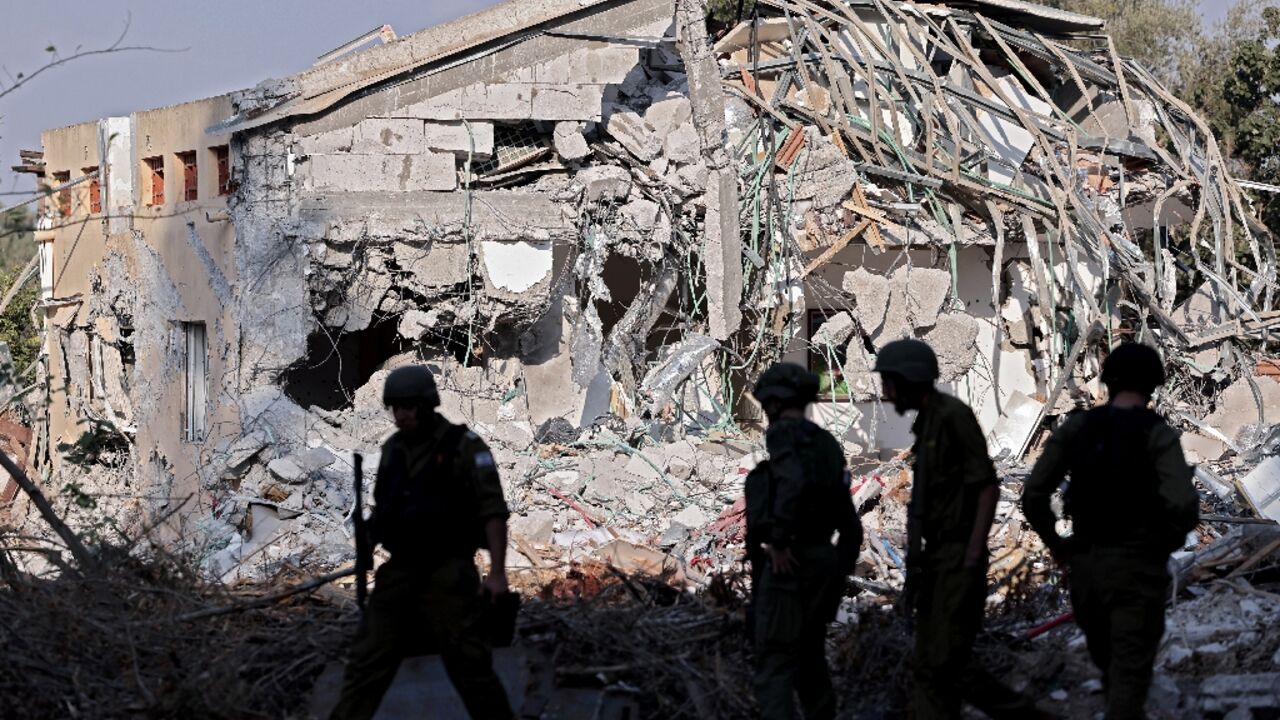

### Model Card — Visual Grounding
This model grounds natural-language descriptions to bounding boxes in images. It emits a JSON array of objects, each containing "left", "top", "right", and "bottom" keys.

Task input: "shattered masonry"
[{"left": 11, "top": 0, "right": 1280, "bottom": 603}]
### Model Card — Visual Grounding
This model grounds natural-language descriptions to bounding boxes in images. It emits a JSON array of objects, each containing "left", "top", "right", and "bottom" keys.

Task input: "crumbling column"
[{"left": 675, "top": 0, "right": 742, "bottom": 341}]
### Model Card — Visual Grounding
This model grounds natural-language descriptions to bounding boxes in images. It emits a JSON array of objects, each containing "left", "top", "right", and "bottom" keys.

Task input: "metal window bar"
[{"left": 184, "top": 322, "right": 207, "bottom": 442}]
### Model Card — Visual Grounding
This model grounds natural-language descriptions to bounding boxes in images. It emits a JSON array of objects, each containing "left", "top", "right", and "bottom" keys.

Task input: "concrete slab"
[
  {"left": 307, "top": 153, "right": 456, "bottom": 192},
  {"left": 423, "top": 121, "right": 495, "bottom": 157},
  {"left": 1240, "top": 456, "right": 1280, "bottom": 523},
  {"left": 392, "top": 240, "right": 470, "bottom": 287},
  {"left": 353, "top": 118, "right": 425, "bottom": 154},
  {"left": 531, "top": 84, "right": 607, "bottom": 121}
]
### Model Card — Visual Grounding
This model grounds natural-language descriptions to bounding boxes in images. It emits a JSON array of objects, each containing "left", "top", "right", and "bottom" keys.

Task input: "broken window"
[
  {"left": 177, "top": 150, "right": 198, "bottom": 202},
  {"left": 212, "top": 145, "right": 231, "bottom": 196},
  {"left": 183, "top": 322, "right": 207, "bottom": 442},
  {"left": 83, "top": 167, "right": 101, "bottom": 214},
  {"left": 143, "top": 156, "right": 165, "bottom": 206},
  {"left": 51, "top": 171, "right": 71, "bottom": 218},
  {"left": 807, "top": 310, "right": 850, "bottom": 400}
]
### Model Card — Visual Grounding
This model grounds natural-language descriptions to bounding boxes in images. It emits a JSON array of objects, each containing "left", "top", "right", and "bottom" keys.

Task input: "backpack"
[{"left": 1064, "top": 407, "right": 1183, "bottom": 553}]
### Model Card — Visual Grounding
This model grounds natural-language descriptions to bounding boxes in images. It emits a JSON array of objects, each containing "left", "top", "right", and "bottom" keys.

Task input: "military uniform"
[
  {"left": 1023, "top": 406, "right": 1198, "bottom": 720},
  {"left": 907, "top": 391, "right": 1041, "bottom": 719},
  {"left": 331, "top": 417, "right": 514, "bottom": 720},
  {"left": 746, "top": 415, "right": 861, "bottom": 720}
]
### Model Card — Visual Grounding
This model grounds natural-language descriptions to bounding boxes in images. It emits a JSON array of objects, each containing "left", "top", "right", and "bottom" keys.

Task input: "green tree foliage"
[
  {"left": 1037, "top": 0, "right": 1201, "bottom": 85},
  {"left": 708, "top": 0, "right": 757, "bottom": 23},
  {"left": 0, "top": 205, "right": 39, "bottom": 372},
  {"left": 1184, "top": 4, "right": 1280, "bottom": 228},
  {"left": 0, "top": 203, "right": 35, "bottom": 271},
  {"left": 0, "top": 263, "right": 40, "bottom": 373}
]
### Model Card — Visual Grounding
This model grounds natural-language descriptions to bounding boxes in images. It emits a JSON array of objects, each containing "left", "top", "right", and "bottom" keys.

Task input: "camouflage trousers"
[
  {"left": 752, "top": 544, "right": 843, "bottom": 720},
  {"left": 912, "top": 548, "right": 1043, "bottom": 719},
  {"left": 1070, "top": 547, "right": 1169, "bottom": 720},
  {"left": 330, "top": 558, "right": 513, "bottom": 720}
]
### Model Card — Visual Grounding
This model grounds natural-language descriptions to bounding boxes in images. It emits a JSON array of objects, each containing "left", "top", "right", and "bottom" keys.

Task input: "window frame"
[
  {"left": 183, "top": 321, "right": 208, "bottom": 442},
  {"left": 176, "top": 150, "right": 198, "bottom": 202},
  {"left": 143, "top": 156, "right": 165, "bottom": 207},
  {"left": 211, "top": 145, "right": 231, "bottom": 197}
]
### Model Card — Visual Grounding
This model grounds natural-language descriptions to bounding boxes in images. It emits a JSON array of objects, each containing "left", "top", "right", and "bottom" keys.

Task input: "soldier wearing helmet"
[
  {"left": 745, "top": 362, "right": 861, "bottom": 720},
  {"left": 1023, "top": 343, "right": 1197, "bottom": 719},
  {"left": 875, "top": 339, "right": 1046, "bottom": 719},
  {"left": 331, "top": 365, "right": 515, "bottom": 720}
]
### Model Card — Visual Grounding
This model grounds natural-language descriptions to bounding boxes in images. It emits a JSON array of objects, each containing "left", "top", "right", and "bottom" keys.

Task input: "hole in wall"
[{"left": 282, "top": 318, "right": 406, "bottom": 411}]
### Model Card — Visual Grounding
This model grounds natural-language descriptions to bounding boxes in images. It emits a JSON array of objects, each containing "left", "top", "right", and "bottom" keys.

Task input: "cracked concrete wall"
[{"left": 38, "top": 96, "right": 239, "bottom": 538}]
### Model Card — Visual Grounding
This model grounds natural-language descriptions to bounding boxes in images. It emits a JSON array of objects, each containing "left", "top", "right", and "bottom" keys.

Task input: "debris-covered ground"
[{"left": 3, "top": 0, "right": 1280, "bottom": 717}]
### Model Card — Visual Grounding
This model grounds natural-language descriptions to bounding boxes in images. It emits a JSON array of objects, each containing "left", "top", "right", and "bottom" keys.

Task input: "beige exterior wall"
[{"left": 40, "top": 96, "right": 239, "bottom": 525}]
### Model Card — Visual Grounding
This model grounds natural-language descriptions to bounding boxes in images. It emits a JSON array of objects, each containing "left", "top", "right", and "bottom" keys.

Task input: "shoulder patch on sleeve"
[{"left": 473, "top": 450, "right": 496, "bottom": 469}]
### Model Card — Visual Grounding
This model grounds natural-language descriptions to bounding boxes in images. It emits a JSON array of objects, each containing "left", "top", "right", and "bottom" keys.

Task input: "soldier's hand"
[
  {"left": 765, "top": 545, "right": 798, "bottom": 575},
  {"left": 481, "top": 570, "right": 509, "bottom": 600}
]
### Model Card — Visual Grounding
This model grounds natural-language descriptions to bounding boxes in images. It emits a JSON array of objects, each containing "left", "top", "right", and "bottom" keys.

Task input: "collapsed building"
[{"left": 6, "top": 0, "right": 1279, "bottom": 598}]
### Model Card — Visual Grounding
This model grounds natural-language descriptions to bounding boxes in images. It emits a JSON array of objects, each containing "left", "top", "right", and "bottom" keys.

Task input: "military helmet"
[
  {"left": 752, "top": 362, "right": 820, "bottom": 404},
  {"left": 873, "top": 338, "right": 939, "bottom": 384},
  {"left": 1100, "top": 342, "right": 1165, "bottom": 396},
  {"left": 383, "top": 365, "right": 440, "bottom": 408}
]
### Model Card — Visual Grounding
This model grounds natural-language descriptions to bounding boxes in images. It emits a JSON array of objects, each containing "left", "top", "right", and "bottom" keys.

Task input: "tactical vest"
[
  {"left": 744, "top": 421, "right": 848, "bottom": 551},
  {"left": 378, "top": 425, "right": 486, "bottom": 562},
  {"left": 1064, "top": 406, "right": 1183, "bottom": 553}
]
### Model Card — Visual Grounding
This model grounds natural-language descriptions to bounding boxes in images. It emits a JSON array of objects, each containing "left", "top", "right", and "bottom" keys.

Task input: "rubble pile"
[{"left": 4, "top": 0, "right": 1280, "bottom": 715}]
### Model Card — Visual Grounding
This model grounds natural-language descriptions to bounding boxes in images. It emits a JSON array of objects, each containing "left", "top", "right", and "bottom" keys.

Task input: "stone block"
[
  {"left": 308, "top": 153, "right": 456, "bottom": 192},
  {"left": 663, "top": 122, "right": 700, "bottom": 165},
  {"left": 530, "top": 46, "right": 642, "bottom": 84},
  {"left": 423, "top": 121, "right": 495, "bottom": 157},
  {"left": 620, "top": 198, "right": 660, "bottom": 231},
  {"left": 812, "top": 311, "right": 856, "bottom": 348},
  {"left": 553, "top": 122, "right": 591, "bottom": 161},
  {"left": 844, "top": 268, "right": 890, "bottom": 336},
  {"left": 297, "top": 127, "right": 355, "bottom": 155},
  {"left": 398, "top": 309, "right": 434, "bottom": 339},
  {"left": 576, "top": 165, "right": 632, "bottom": 202},
  {"left": 393, "top": 240, "right": 470, "bottom": 287},
  {"left": 353, "top": 119, "right": 425, "bottom": 154},
  {"left": 405, "top": 83, "right": 534, "bottom": 120},
  {"left": 922, "top": 313, "right": 981, "bottom": 382},
  {"left": 644, "top": 94, "right": 692, "bottom": 137},
  {"left": 531, "top": 84, "right": 606, "bottom": 121},
  {"left": 603, "top": 105, "right": 662, "bottom": 161}
]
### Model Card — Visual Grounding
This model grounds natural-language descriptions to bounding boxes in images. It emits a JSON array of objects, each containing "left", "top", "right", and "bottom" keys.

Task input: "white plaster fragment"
[{"left": 480, "top": 240, "right": 553, "bottom": 293}]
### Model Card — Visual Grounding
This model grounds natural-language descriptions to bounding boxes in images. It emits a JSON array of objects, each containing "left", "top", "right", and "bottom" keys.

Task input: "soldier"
[
  {"left": 745, "top": 362, "right": 862, "bottom": 720},
  {"left": 331, "top": 365, "right": 515, "bottom": 720},
  {"left": 1023, "top": 343, "right": 1198, "bottom": 719},
  {"left": 874, "top": 339, "right": 1046, "bottom": 719}
]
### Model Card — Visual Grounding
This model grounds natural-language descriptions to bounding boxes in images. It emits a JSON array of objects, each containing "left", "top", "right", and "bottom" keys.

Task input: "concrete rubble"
[{"left": 4, "top": 0, "right": 1280, "bottom": 715}]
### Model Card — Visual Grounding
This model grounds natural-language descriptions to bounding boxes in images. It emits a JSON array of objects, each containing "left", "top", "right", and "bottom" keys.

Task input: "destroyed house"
[{"left": 16, "top": 0, "right": 1278, "bottom": 575}]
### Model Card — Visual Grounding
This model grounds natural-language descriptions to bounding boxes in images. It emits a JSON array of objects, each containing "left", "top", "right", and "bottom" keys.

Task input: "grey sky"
[{"left": 0, "top": 0, "right": 1238, "bottom": 200}]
